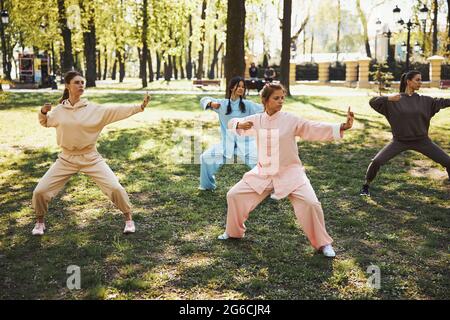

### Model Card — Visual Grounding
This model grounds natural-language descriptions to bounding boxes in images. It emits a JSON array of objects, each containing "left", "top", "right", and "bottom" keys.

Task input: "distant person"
[
  {"left": 264, "top": 67, "right": 276, "bottom": 83},
  {"left": 249, "top": 63, "right": 258, "bottom": 80},
  {"left": 360, "top": 70, "right": 450, "bottom": 197}
]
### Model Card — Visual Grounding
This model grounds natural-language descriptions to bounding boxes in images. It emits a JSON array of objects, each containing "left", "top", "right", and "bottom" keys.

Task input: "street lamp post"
[
  {"left": 384, "top": 29, "right": 394, "bottom": 66},
  {"left": 418, "top": 4, "right": 429, "bottom": 54},
  {"left": 0, "top": 0, "right": 10, "bottom": 81},
  {"left": 393, "top": 5, "right": 420, "bottom": 72},
  {"left": 375, "top": 18, "right": 382, "bottom": 61}
]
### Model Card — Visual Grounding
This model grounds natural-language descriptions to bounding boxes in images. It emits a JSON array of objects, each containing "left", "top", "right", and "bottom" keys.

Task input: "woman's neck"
[
  {"left": 405, "top": 87, "right": 415, "bottom": 96},
  {"left": 266, "top": 109, "right": 278, "bottom": 116},
  {"left": 230, "top": 94, "right": 240, "bottom": 101},
  {"left": 68, "top": 95, "right": 81, "bottom": 105}
]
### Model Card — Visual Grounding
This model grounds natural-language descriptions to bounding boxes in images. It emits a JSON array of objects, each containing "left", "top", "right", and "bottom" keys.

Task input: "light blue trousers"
[{"left": 199, "top": 144, "right": 257, "bottom": 190}]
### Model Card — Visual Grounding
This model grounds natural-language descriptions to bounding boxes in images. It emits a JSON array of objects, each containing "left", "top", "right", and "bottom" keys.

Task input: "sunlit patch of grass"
[{"left": 0, "top": 91, "right": 449, "bottom": 299}]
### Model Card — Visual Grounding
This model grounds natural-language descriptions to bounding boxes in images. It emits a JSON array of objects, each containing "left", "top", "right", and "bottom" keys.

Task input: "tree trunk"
[
  {"left": 281, "top": 0, "right": 292, "bottom": 96},
  {"left": 164, "top": 55, "right": 172, "bottom": 82},
  {"left": 173, "top": 55, "right": 178, "bottom": 80},
  {"left": 209, "top": 34, "right": 217, "bottom": 79},
  {"left": 303, "top": 28, "right": 306, "bottom": 56},
  {"left": 141, "top": 0, "right": 148, "bottom": 88},
  {"left": 209, "top": 42, "right": 223, "bottom": 80},
  {"left": 138, "top": 47, "right": 142, "bottom": 79},
  {"left": 96, "top": 50, "right": 101, "bottom": 80},
  {"left": 196, "top": 0, "right": 207, "bottom": 79},
  {"left": 148, "top": 49, "right": 154, "bottom": 82},
  {"left": 356, "top": 0, "right": 371, "bottom": 58},
  {"left": 225, "top": 0, "right": 246, "bottom": 89},
  {"left": 209, "top": 11, "right": 222, "bottom": 80},
  {"left": 432, "top": 0, "right": 438, "bottom": 55},
  {"left": 156, "top": 51, "right": 161, "bottom": 80},
  {"left": 80, "top": 1, "right": 97, "bottom": 88},
  {"left": 179, "top": 55, "right": 185, "bottom": 79},
  {"left": 112, "top": 51, "right": 118, "bottom": 80},
  {"left": 82, "top": 7, "right": 97, "bottom": 88},
  {"left": 186, "top": 14, "right": 193, "bottom": 80},
  {"left": 103, "top": 48, "right": 108, "bottom": 80},
  {"left": 57, "top": 0, "right": 74, "bottom": 74},
  {"left": 118, "top": 50, "right": 125, "bottom": 82},
  {"left": 336, "top": 0, "right": 341, "bottom": 61}
]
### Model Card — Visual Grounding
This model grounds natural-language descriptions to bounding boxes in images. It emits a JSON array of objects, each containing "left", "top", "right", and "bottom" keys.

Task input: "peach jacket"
[{"left": 228, "top": 111, "right": 343, "bottom": 199}]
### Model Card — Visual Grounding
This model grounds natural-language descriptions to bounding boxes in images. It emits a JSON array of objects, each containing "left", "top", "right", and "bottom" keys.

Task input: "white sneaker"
[
  {"left": 198, "top": 186, "right": 215, "bottom": 191},
  {"left": 123, "top": 220, "right": 135, "bottom": 234},
  {"left": 217, "top": 232, "right": 230, "bottom": 240},
  {"left": 321, "top": 244, "right": 336, "bottom": 258},
  {"left": 31, "top": 223, "right": 46, "bottom": 236}
]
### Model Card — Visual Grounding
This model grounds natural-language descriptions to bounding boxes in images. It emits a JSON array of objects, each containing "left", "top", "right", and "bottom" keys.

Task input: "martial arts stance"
[
  {"left": 218, "top": 83, "right": 354, "bottom": 258},
  {"left": 31, "top": 71, "right": 150, "bottom": 235},
  {"left": 360, "top": 70, "right": 450, "bottom": 196},
  {"left": 199, "top": 76, "right": 263, "bottom": 190}
]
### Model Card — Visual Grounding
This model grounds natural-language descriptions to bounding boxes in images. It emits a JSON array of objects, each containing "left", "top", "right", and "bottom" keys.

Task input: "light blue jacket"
[{"left": 200, "top": 97, "right": 263, "bottom": 159}]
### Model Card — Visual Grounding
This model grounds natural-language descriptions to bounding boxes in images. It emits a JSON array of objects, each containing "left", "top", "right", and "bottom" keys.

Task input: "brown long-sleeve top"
[{"left": 369, "top": 93, "right": 450, "bottom": 141}]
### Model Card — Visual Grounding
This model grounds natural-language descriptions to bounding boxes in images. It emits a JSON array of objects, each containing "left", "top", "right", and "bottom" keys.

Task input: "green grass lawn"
[{"left": 0, "top": 90, "right": 449, "bottom": 299}]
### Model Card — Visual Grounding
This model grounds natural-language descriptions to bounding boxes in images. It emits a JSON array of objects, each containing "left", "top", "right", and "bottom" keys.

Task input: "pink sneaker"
[
  {"left": 32, "top": 223, "right": 46, "bottom": 236},
  {"left": 123, "top": 220, "right": 135, "bottom": 234}
]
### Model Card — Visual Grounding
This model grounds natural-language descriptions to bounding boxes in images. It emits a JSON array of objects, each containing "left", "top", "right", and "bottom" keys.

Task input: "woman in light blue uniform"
[{"left": 199, "top": 76, "right": 263, "bottom": 190}]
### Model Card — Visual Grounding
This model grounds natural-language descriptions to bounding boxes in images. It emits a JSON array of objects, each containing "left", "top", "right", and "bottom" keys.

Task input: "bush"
[
  {"left": 329, "top": 62, "right": 346, "bottom": 81},
  {"left": 296, "top": 63, "right": 318, "bottom": 80},
  {"left": 370, "top": 62, "right": 394, "bottom": 95},
  {"left": 441, "top": 64, "right": 450, "bottom": 80}
]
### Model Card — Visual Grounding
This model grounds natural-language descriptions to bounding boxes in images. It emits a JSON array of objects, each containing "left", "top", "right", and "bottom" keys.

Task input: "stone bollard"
[
  {"left": 427, "top": 55, "right": 445, "bottom": 88},
  {"left": 344, "top": 59, "right": 358, "bottom": 87},
  {"left": 358, "top": 57, "right": 372, "bottom": 89},
  {"left": 318, "top": 62, "right": 330, "bottom": 85},
  {"left": 290, "top": 62, "right": 296, "bottom": 84}
]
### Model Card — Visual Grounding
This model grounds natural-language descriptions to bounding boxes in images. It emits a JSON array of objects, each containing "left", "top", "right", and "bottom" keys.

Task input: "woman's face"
[
  {"left": 232, "top": 81, "right": 245, "bottom": 97},
  {"left": 263, "top": 89, "right": 285, "bottom": 115},
  {"left": 67, "top": 76, "right": 85, "bottom": 96},
  {"left": 407, "top": 74, "right": 422, "bottom": 91}
]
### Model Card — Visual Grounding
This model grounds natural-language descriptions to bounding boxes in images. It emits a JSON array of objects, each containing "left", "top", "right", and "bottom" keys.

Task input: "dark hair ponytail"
[
  {"left": 59, "top": 88, "right": 70, "bottom": 103},
  {"left": 399, "top": 70, "right": 421, "bottom": 93},
  {"left": 225, "top": 76, "right": 247, "bottom": 115},
  {"left": 59, "top": 70, "right": 83, "bottom": 103}
]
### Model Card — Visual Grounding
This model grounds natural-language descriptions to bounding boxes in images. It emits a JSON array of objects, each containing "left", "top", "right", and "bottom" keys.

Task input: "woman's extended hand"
[
  {"left": 141, "top": 92, "right": 151, "bottom": 110},
  {"left": 41, "top": 103, "right": 52, "bottom": 114},
  {"left": 210, "top": 102, "right": 221, "bottom": 109},
  {"left": 237, "top": 121, "right": 254, "bottom": 130},
  {"left": 341, "top": 106, "right": 354, "bottom": 130}
]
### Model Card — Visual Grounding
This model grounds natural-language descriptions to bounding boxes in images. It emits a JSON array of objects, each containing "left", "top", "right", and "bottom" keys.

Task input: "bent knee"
[
  {"left": 33, "top": 186, "right": 47, "bottom": 198},
  {"left": 110, "top": 184, "right": 126, "bottom": 195},
  {"left": 370, "top": 157, "right": 385, "bottom": 167},
  {"left": 227, "top": 188, "right": 240, "bottom": 200}
]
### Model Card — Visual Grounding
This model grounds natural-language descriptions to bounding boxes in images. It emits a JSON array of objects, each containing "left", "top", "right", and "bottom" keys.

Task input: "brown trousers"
[{"left": 365, "top": 137, "right": 450, "bottom": 183}]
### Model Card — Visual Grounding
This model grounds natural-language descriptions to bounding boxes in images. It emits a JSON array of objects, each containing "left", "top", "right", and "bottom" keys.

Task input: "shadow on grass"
[
  {"left": 0, "top": 116, "right": 448, "bottom": 299},
  {"left": 0, "top": 93, "right": 62, "bottom": 110}
]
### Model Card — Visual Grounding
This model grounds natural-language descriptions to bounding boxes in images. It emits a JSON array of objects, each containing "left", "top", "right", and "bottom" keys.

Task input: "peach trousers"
[
  {"left": 225, "top": 179, "right": 333, "bottom": 249},
  {"left": 32, "top": 150, "right": 131, "bottom": 218}
]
